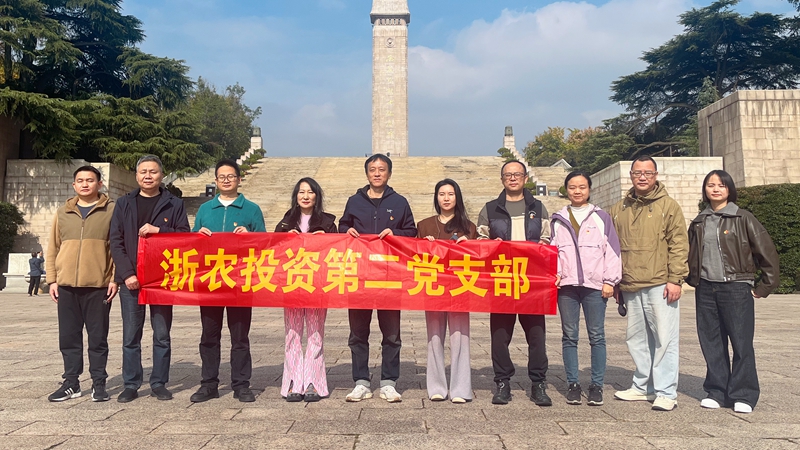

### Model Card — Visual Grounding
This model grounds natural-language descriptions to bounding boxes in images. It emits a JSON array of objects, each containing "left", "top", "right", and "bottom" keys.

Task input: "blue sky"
[{"left": 122, "top": 0, "right": 794, "bottom": 157}]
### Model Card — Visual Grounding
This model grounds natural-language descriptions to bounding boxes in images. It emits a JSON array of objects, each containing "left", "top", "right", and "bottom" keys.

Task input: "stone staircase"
[{"left": 174, "top": 157, "right": 570, "bottom": 231}]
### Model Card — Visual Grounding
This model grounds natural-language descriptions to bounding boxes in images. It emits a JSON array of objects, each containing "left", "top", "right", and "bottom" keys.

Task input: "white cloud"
[{"left": 405, "top": 0, "right": 693, "bottom": 154}]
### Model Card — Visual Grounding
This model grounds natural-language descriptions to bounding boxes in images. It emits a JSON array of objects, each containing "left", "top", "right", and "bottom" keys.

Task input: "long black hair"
[
  {"left": 701, "top": 169, "right": 737, "bottom": 204},
  {"left": 287, "top": 177, "right": 326, "bottom": 226},
  {"left": 433, "top": 179, "right": 471, "bottom": 236}
]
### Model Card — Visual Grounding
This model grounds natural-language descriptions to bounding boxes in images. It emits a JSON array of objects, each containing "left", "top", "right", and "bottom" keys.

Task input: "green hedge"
[
  {"left": 0, "top": 202, "right": 25, "bottom": 261},
  {"left": 737, "top": 183, "right": 800, "bottom": 294}
]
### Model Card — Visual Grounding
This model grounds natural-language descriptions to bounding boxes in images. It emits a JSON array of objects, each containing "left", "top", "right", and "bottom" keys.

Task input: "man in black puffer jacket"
[
  {"left": 477, "top": 160, "right": 552, "bottom": 407},
  {"left": 338, "top": 154, "right": 416, "bottom": 403}
]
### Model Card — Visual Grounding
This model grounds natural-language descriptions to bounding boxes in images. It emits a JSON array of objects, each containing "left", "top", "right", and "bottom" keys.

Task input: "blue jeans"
[
  {"left": 695, "top": 280, "right": 758, "bottom": 408},
  {"left": 558, "top": 286, "right": 607, "bottom": 386},
  {"left": 119, "top": 286, "right": 173, "bottom": 390},
  {"left": 622, "top": 284, "right": 680, "bottom": 399}
]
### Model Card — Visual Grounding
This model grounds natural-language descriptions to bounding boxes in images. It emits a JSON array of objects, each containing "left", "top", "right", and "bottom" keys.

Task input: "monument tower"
[{"left": 371, "top": 0, "right": 410, "bottom": 157}]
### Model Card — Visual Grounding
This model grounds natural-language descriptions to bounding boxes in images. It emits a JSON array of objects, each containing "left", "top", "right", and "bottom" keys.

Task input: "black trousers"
[
  {"left": 28, "top": 276, "right": 41, "bottom": 295},
  {"left": 199, "top": 306, "right": 252, "bottom": 390},
  {"left": 696, "top": 280, "right": 759, "bottom": 407},
  {"left": 57, "top": 286, "right": 111, "bottom": 385},
  {"left": 490, "top": 313, "right": 548, "bottom": 383},
  {"left": 348, "top": 309, "right": 401, "bottom": 383}
]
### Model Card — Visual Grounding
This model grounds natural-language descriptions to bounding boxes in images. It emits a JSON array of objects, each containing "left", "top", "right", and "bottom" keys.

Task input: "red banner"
[{"left": 137, "top": 233, "right": 558, "bottom": 315}]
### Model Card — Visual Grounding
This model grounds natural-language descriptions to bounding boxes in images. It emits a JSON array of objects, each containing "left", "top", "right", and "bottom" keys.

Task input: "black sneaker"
[
  {"left": 190, "top": 386, "right": 219, "bottom": 403},
  {"left": 150, "top": 385, "right": 173, "bottom": 401},
  {"left": 566, "top": 382, "right": 582, "bottom": 405},
  {"left": 233, "top": 387, "right": 256, "bottom": 403},
  {"left": 303, "top": 383, "right": 321, "bottom": 403},
  {"left": 492, "top": 381, "right": 512, "bottom": 405},
  {"left": 48, "top": 381, "right": 81, "bottom": 402},
  {"left": 91, "top": 381, "right": 110, "bottom": 402},
  {"left": 117, "top": 388, "right": 138, "bottom": 403},
  {"left": 587, "top": 384, "right": 604, "bottom": 406},
  {"left": 531, "top": 382, "right": 552, "bottom": 406}
]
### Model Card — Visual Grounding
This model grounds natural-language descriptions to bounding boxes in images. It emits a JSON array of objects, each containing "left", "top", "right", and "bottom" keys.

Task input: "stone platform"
[{"left": 0, "top": 291, "right": 798, "bottom": 449}]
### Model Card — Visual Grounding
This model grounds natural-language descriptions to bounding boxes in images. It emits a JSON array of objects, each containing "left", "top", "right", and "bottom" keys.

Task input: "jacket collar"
[
  {"left": 496, "top": 188, "right": 536, "bottom": 209},
  {"left": 209, "top": 193, "right": 245, "bottom": 209},
  {"left": 692, "top": 202, "right": 741, "bottom": 223},
  {"left": 64, "top": 193, "right": 111, "bottom": 214},
  {"left": 358, "top": 185, "right": 395, "bottom": 200}
]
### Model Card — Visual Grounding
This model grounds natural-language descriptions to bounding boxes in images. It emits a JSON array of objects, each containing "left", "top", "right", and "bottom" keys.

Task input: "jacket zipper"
[
  {"left": 73, "top": 203, "right": 98, "bottom": 285},
  {"left": 222, "top": 206, "right": 228, "bottom": 232},
  {"left": 716, "top": 221, "right": 726, "bottom": 282}
]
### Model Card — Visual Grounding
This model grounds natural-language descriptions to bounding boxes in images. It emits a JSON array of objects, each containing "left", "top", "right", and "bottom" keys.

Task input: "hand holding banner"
[{"left": 137, "top": 232, "right": 558, "bottom": 315}]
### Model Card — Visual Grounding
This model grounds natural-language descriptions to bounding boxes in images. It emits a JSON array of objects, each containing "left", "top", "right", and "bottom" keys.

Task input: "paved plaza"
[{"left": 0, "top": 290, "right": 798, "bottom": 449}]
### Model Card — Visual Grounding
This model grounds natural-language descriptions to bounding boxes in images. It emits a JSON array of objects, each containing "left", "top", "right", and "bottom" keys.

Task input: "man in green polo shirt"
[{"left": 189, "top": 159, "right": 266, "bottom": 403}]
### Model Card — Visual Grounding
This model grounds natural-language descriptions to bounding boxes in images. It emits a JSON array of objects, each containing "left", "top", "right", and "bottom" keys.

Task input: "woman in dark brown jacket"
[
  {"left": 416, "top": 179, "right": 477, "bottom": 403},
  {"left": 687, "top": 170, "right": 780, "bottom": 414}
]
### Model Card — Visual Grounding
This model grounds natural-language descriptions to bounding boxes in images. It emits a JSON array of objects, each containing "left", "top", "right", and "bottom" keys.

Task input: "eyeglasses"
[
  {"left": 630, "top": 171, "right": 657, "bottom": 179},
  {"left": 502, "top": 172, "right": 526, "bottom": 180},
  {"left": 216, "top": 174, "right": 239, "bottom": 182}
]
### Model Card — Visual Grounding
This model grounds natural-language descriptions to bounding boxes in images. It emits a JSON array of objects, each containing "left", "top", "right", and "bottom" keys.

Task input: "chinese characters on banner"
[{"left": 137, "top": 233, "right": 558, "bottom": 315}]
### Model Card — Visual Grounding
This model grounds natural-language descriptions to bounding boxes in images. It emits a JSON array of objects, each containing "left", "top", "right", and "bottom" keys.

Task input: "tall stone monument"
[{"left": 371, "top": 0, "right": 410, "bottom": 157}]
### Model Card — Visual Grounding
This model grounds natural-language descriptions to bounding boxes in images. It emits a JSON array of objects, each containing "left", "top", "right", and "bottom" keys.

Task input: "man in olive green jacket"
[
  {"left": 609, "top": 156, "right": 689, "bottom": 412},
  {"left": 47, "top": 166, "right": 118, "bottom": 403}
]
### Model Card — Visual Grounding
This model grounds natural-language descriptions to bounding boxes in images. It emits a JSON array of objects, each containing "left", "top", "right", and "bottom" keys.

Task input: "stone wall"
[
  {"left": 3, "top": 160, "right": 137, "bottom": 258},
  {"left": 591, "top": 157, "right": 723, "bottom": 227},
  {"left": 698, "top": 90, "right": 800, "bottom": 187}
]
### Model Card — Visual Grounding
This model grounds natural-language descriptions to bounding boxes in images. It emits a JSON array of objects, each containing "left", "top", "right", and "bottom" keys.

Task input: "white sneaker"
[
  {"left": 379, "top": 385, "right": 402, "bottom": 403},
  {"left": 652, "top": 395, "right": 678, "bottom": 411},
  {"left": 614, "top": 388, "right": 657, "bottom": 402},
  {"left": 700, "top": 398, "right": 720, "bottom": 409},
  {"left": 429, "top": 394, "right": 445, "bottom": 401},
  {"left": 734, "top": 402, "right": 753, "bottom": 414},
  {"left": 345, "top": 385, "right": 373, "bottom": 402}
]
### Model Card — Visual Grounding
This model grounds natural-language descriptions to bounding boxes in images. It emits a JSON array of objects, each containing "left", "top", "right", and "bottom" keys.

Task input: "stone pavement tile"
[
  {"left": 0, "top": 421, "right": 33, "bottom": 434},
  {"left": 205, "top": 433, "right": 357, "bottom": 450},
  {"left": 9, "top": 420, "right": 164, "bottom": 435},
  {"left": 501, "top": 435, "right": 654, "bottom": 450},
  {"left": 235, "top": 406, "right": 361, "bottom": 421},
  {"left": 483, "top": 405, "right": 615, "bottom": 422},
  {"left": 285, "top": 419, "right": 426, "bottom": 434},
  {"left": 0, "top": 408, "right": 115, "bottom": 422},
  {"left": 51, "top": 435, "right": 214, "bottom": 450},
  {"left": 151, "top": 419, "right": 293, "bottom": 435},
  {"left": 0, "top": 436, "right": 69, "bottom": 450},
  {"left": 737, "top": 411, "right": 800, "bottom": 424},
  {"left": 427, "top": 419, "right": 564, "bottom": 435},
  {"left": 355, "top": 434, "right": 504, "bottom": 450},
  {"left": 696, "top": 423, "right": 800, "bottom": 439},
  {"left": 110, "top": 406, "right": 240, "bottom": 421},
  {"left": 601, "top": 403, "right": 746, "bottom": 424},
  {"left": 358, "top": 405, "right": 486, "bottom": 421},
  {"left": 559, "top": 421, "right": 707, "bottom": 437},
  {"left": 645, "top": 437, "right": 799, "bottom": 449}
]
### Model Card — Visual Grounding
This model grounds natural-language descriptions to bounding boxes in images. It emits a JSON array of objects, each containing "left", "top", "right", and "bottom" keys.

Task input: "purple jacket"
[{"left": 550, "top": 205, "right": 622, "bottom": 291}]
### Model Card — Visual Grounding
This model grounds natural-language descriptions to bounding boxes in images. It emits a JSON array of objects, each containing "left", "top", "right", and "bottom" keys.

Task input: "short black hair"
[
  {"left": 630, "top": 156, "right": 658, "bottom": 172},
  {"left": 564, "top": 170, "right": 592, "bottom": 189},
  {"left": 73, "top": 165, "right": 102, "bottom": 181},
  {"left": 501, "top": 160, "right": 527, "bottom": 176},
  {"left": 215, "top": 159, "right": 241, "bottom": 178},
  {"left": 364, "top": 154, "right": 392, "bottom": 174},
  {"left": 701, "top": 170, "right": 738, "bottom": 204}
]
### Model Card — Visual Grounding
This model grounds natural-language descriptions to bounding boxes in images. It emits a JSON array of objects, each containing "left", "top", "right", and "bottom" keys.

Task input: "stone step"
[{"left": 178, "top": 156, "right": 570, "bottom": 232}]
